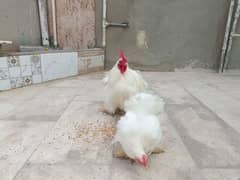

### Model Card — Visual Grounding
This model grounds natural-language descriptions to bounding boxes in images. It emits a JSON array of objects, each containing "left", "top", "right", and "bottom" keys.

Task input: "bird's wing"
[{"left": 140, "top": 115, "right": 162, "bottom": 153}]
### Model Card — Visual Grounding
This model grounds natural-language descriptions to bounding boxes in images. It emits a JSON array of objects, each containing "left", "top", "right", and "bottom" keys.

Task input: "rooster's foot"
[
  {"left": 130, "top": 159, "right": 135, "bottom": 164},
  {"left": 152, "top": 144, "right": 165, "bottom": 154},
  {"left": 115, "top": 108, "right": 126, "bottom": 116},
  {"left": 101, "top": 107, "right": 125, "bottom": 117},
  {"left": 112, "top": 142, "right": 129, "bottom": 159},
  {"left": 100, "top": 106, "right": 115, "bottom": 116}
]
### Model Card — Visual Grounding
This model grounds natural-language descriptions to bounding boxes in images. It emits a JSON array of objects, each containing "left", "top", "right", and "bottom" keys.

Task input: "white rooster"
[
  {"left": 114, "top": 93, "right": 165, "bottom": 168},
  {"left": 102, "top": 51, "right": 148, "bottom": 115}
]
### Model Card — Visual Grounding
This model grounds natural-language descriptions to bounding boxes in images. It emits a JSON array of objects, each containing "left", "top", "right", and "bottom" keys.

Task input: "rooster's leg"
[
  {"left": 100, "top": 105, "right": 115, "bottom": 116},
  {"left": 115, "top": 108, "right": 126, "bottom": 116},
  {"left": 152, "top": 144, "right": 165, "bottom": 154},
  {"left": 112, "top": 142, "right": 129, "bottom": 159}
]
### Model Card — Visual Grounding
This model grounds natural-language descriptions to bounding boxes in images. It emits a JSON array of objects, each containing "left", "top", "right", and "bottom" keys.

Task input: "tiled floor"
[{"left": 0, "top": 71, "right": 240, "bottom": 180}]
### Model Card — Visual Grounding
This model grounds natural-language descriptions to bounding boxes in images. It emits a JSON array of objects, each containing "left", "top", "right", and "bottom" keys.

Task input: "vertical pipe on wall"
[
  {"left": 51, "top": 0, "right": 58, "bottom": 47},
  {"left": 223, "top": 0, "right": 240, "bottom": 72},
  {"left": 38, "top": 0, "right": 49, "bottom": 46},
  {"left": 219, "top": 0, "right": 235, "bottom": 73},
  {"left": 102, "top": 0, "right": 107, "bottom": 47}
]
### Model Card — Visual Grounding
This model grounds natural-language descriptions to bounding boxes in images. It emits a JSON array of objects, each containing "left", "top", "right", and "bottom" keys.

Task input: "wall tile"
[
  {"left": 32, "top": 65, "right": 42, "bottom": 75},
  {"left": 0, "top": 79, "right": 11, "bottom": 91},
  {"left": 78, "top": 54, "right": 104, "bottom": 73},
  {"left": 7, "top": 56, "right": 20, "bottom": 67},
  {"left": 32, "top": 75, "right": 42, "bottom": 84},
  {"left": 88, "top": 55, "right": 104, "bottom": 68},
  {"left": 30, "top": 55, "right": 42, "bottom": 75},
  {"left": 10, "top": 78, "right": 24, "bottom": 88},
  {"left": 78, "top": 56, "right": 87, "bottom": 73},
  {"left": 9, "top": 67, "right": 21, "bottom": 78},
  {"left": 0, "top": 68, "right": 9, "bottom": 80},
  {"left": 30, "top": 55, "right": 41, "bottom": 67},
  {"left": 19, "top": 55, "right": 31, "bottom": 66},
  {"left": 41, "top": 52, "right": 78, "bottom": 81},
  {"left": 1, "top": 50, "right": 104, "bottom": 91},
  {"left": 23, "top": 76, "right": 33, "bottom": 86},
  {"left": 21, "top": 66, "right": 32, "bottom": 76},
  {"left": 0, "top": 57, "right": 8, "bottom": 68}
]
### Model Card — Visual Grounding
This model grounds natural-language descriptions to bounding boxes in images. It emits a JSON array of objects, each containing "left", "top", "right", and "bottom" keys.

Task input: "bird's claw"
[
  {"left": 115, "top": 108, "right": 126, "bottom": 116},
  {"left": 100, "top": 106, "right": 115, "bottom": 116},
  {"left": 152, "top": 145, "right": 165, "bottom": 154},
  {"left": 112, "top": 142, "right": 129, "bottom": 159}
]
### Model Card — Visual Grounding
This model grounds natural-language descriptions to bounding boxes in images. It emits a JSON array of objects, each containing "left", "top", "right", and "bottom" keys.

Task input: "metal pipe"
[
  {"left": 38, "top": 0, "right": 49, "bottom": 46},
  {"left": 219, "top": 0, "right": 235, "bottom": 73},
  {"left": 231, "top": 33, "right": 240, "bottom": 37},
  {"left": 51, "top": 0, "right": 58, "bottom": 47},
  {"left": 106, "top": 22, "right": 129, "bottom": 27},
  {"left": 223, "top": 0, "right": 240, "bottom": 72},
  {"left": 0, "top": 41, "right": 12, "bottom": 44},
  {"left": 101, "top": 0, "right": 129, "bottom": 47},
  {"left": 102, "top": 0, "right": 107, "bottom": 47}
]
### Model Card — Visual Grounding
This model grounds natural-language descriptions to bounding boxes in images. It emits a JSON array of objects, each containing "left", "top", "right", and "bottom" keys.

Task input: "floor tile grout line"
[
  {"left": 12, "top": 95, "right": 77, "bottom": 180},
  {"left": 163, "top": 82, "right": 240, "bottom": 170},
  {"left": 181, "top": 81, "right": 240, "bottom": 105},
  {"left": 164, "top": 108, "right": 199, "bottom": 169},
  {"left": 162, "top": 82, "right": 219, "bottom": 170},
  {"left": 203, "top": 81, "right": 240, "bottom": 103},
  {"left": 182, "top": 83, "right": 240, "bottom": 136},
  {"left": 11, "top": 121, "right": 56, "bottom": 180},
  {"left": 0, "top": 86, "right": 47, "bottom": 120}
]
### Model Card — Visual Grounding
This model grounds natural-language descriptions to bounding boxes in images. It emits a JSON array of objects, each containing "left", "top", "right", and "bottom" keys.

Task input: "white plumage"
[
  {"left": 124, "top": 92, "right": 165, "bottom": 115},
  {"left": 114, "top": 93, "right": 164, "bottom": 167},
  {"left": 103, "top": 52, "right": 148, "bottom": 114}
]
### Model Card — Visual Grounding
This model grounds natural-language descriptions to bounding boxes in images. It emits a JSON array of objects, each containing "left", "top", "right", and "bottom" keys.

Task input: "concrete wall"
[
  {"left": 95, "top": 0, "right": 102, "bottom": 48},
  {"left": 96, "top": 0, "right": 230, "bottom": 71},
  {"left": 0, "top": 0, "right": 235, "bottom": 71},
  {"left": 228, "top": 21, "right": 240, "bottom": 69},
  {"left": 0, "top": 0, "right": 96, "bottom": 49},
  {"left": 0, "top": 0, "right": 41, "bottom": 46}
]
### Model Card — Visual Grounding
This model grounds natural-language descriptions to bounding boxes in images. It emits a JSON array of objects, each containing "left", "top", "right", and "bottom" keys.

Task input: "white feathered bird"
[
  {"left": 102, "top": 51, "right": 148, "bottom": 114},
  {"left": 114, "top": 93, "right": 164, "bottom": 167}
]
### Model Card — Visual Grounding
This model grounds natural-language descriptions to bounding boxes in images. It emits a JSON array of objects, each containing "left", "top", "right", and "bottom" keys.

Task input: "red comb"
[{"left": 119, "top": 50, "right": 127, "bottom": 63}]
